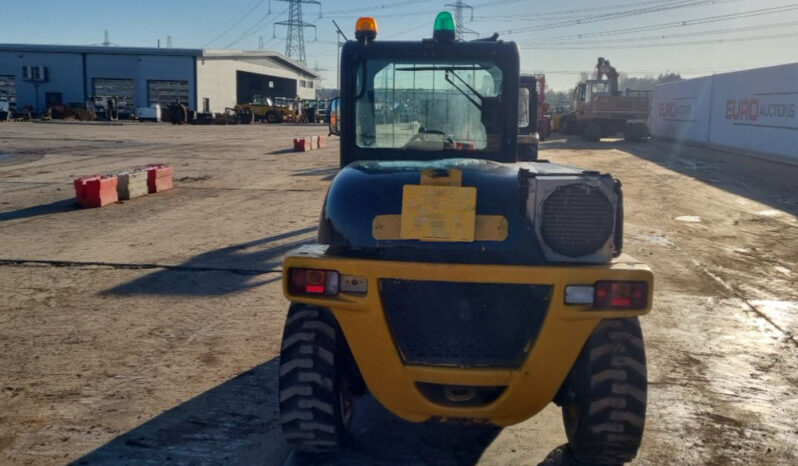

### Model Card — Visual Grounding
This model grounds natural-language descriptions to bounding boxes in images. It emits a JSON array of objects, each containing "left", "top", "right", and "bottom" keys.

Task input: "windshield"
[{"left": 356, "top": 59, "right": 503, "bottom": 151}]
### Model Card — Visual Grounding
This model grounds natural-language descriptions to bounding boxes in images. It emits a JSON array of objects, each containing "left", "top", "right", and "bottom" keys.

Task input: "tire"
[
  {"left": 279, "top": 303, "right": 355, "bottom": 453},
  {"left": 624, "top": 123, "right": 650, "bottom": 142},
  {"left": 560, "top": 118, "right": 573, "bottom": 135},
  {"left": 238, "top": 108, "right": 255, "bottom": 124},
  {"left": 558, "top": 318, "right": 647, "bottom": 465},
  {"left": 518, "top": 143, "right": 538, "bottom": 161},
  {"left": 266, "top": 111, "right": 282, "bottom": 124},
  {"left": 581, "top": 122, "right": 602, "bottom": 142}
]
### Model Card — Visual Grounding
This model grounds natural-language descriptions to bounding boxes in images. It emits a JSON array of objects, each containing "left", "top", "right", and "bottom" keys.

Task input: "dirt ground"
[{"left": 0, "top": 121, "right": 795, "bottom": 466}]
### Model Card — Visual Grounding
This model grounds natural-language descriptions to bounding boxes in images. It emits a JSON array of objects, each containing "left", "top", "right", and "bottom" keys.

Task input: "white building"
[{"left": 0, "top": 44, "right": 319, "bottom": 114}]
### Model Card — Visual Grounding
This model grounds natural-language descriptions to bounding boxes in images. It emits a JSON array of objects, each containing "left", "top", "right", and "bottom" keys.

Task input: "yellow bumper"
[{"left": 282, "top": 252, "right": 653, "bottom": 426}]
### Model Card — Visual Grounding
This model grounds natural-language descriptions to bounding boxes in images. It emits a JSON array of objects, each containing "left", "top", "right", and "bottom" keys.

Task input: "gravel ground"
[{"left": 0, "top": 121, "right": 795, "bottom": 465}]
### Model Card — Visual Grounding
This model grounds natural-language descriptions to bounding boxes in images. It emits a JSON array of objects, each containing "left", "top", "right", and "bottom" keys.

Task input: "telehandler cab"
[{"left": 278, "top": 13, "right": 653, "bottom": 465}]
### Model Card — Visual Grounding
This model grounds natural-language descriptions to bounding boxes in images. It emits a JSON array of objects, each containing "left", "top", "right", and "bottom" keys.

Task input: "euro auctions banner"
[
  {"left": 651, "top": 77, "right": 713, "bottom": 143},
  {"left": 710, "top": 63, "right": 798, "bottom": 160},
  {"left": 652, "top": 63, "right": 798, "bottom": 161}
]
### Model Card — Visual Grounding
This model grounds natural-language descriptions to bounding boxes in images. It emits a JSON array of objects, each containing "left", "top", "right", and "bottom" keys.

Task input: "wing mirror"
[{"left": 328, "top": 97, "right": 341, "bottom": 136}]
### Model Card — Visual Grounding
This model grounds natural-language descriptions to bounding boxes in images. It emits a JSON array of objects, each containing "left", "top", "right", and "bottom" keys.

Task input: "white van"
[{"left": 136, "top": 104, "right": 161, "bottom": 122}]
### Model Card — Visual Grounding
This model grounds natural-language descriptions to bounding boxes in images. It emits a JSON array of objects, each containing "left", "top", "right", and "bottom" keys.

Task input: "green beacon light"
[{"left": 433, "top": 11, "right": 456, "bottom": 42}]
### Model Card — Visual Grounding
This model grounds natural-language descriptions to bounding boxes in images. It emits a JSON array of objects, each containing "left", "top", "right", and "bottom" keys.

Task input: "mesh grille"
[
  {"left": 541, "top": 184, "right": 614, "bottom": 258},
  {"left": 380, "top": 280, "right": 552, "bottom": 368}
]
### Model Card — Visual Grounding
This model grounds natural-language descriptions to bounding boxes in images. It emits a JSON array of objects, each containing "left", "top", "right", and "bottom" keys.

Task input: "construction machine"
[
  {"left": 234, "top": 95, "right": 299, "bottom": 123},
  {"left": 560, "top": 58, "right": 651, "bottom": 142},
  {"left": 518, "top": 74, "right": 553, "bottom": 160},
  {"left": 277, "top": 13, "right": 653, "bottom": 465},
  {"left": 90, "top": 96, "right": 119, "bottom": 121},
  {"left": 518, "top": 74, "right": 540, "bottom": 160},
  {"left": 0, "top": 98, "right": 10, "bottom": 121}
]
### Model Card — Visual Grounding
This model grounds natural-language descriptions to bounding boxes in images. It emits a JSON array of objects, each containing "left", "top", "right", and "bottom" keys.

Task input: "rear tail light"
[
  {"left": 289, "top": 268, "right": 339, "bottom": 296},
  {"left": 594, "top": 281, "right": 648, "bottom": 310}
]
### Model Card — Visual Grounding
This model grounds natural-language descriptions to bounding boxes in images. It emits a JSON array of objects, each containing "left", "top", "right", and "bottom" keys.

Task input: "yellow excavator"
[{"left": 559, "top": 58, "right": 651, "bottom": 142}]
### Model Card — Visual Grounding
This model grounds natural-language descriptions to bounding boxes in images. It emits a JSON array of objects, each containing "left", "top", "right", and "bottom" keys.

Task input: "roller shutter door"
[
  {"left": 148, "top": 80, "right": 189, "bottom": 107},
  {"left": 93, "top": 78, "right": 135, "bottom": 114},
  {"left": 0, "top": 75, "right": 16, "bottom": 109}
]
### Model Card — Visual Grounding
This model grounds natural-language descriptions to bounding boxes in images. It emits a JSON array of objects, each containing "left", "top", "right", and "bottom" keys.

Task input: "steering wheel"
[{"left": 406, "top": 127, "right": 456, "bottom": 149}]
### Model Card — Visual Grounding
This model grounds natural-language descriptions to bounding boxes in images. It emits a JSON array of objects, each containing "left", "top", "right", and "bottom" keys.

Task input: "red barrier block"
[
  {"left": 145, "top": 164, "right": 173, "bottom": 193},
  {"left": 74, "top": 174, "right": 118, "bottom": 208},
  {"left": 317, "top": 135, "right": 327, "bottom": 148},
  {"left": 293, "top": 138, "right": 311, "bottom": 152}
]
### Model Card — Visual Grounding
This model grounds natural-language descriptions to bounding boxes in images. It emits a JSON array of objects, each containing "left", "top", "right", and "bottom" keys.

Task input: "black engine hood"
[{"left": 317, "top": 158, "right": 593, "bottom": 265}]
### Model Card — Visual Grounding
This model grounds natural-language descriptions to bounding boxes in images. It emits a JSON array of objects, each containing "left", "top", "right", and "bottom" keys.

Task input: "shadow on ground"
[
  {"left": 104, "top": 226, "right": 317, "bottom": 296},
  {"left": 0, "top": 198, "right": 76, "bottom": 222},
  {"left": 287, "top": 395, "right": 502, "bottom": 466},
  {"left": 542, "top": 135, "right": 798, "bottom": 217},
  {"left": 73, "top": 359, "right": 287, "bottom": 466},
  {"left": 292, "top": 167, "right": 338, "bottom": 181},
  {"left": 74, "top": 362, "right": 578, "bottom": 466}
]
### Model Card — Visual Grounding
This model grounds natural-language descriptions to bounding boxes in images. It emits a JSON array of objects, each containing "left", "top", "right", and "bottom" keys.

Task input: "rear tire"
[
  {"left": 581, "top": 121, "right": 602, "bottom": 142},
  {"left": 623, "top": 123, "right": 649, "bottom": 142},
  {"left": 518, "top": 143, "right": 539, "bottom": 161},
  {"left": 560, "top": 118, "right": 574, "bottom": 135},
  {"left": 237, "top": 108, "right": 254, "bottom": 124},
  {"left": 279, "top": 303, "right": 354, "bottom": 453},
  {"left": 559, "top": 318, "right": 647, "bottom": 465}
]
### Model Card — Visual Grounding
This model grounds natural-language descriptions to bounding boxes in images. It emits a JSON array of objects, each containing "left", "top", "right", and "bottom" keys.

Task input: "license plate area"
[{"left": 400, "top": 184, "right": 477, "bottom": 242}]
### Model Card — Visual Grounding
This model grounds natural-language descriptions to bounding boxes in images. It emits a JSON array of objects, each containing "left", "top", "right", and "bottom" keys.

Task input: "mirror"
[{"left": 329, "top": 97, "right": 341, "bottom": 136}]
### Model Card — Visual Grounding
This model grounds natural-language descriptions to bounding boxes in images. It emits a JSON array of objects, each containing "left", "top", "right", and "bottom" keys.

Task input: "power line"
[
  {"left": 383, "top": 22, "right": 431, "bottom": 39},
  {"left": 322, "top": 0, "right": 434, "bottom": 16},
  {"left": 519, "top": 31, "right": 798, "bottom": 50},
  {"left": 203, "top": 1, "right": 262, "bottom": 37},
  {"left": 202, "top": 0, "right": 264, "bottom": 47},
  {"left": 513, "top": 5, "right": 798, "bottom": 43},
  {"left": 474, "top": 0, "right": 689, "bottom": 19},
  {"left": 517, "top": 20, "right": 798, "bottom": 46},
  {"left": 223, "top": 8, "right": 283, "bottom": 48},
  {"left": 491, "top": 0, "right": 741, "bottom": 35}
]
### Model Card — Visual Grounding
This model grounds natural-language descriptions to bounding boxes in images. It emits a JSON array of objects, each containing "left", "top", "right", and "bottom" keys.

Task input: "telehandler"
[{"left": 278, "top": 13, "right": 653, "bottom": 465}]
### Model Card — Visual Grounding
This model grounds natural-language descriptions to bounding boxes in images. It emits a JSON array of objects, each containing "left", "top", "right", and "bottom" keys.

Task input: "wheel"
[
  {"left": 266, "top": 111, "right": 282, "bottom": 124},
  {"left": 238, "top": 108, "right": 255, "bottom": 124},
  {"left": 558, "top": 318, "right": 647, "bottom": 465},
  {"left": 581, "top": 122, "right": 601, "bottom": 142},
  {"left": 279, "top": 303, "right": 355, "bottom": 453},
  {"left": 560, "top": 119, "right": 572, "bottom": 135},
  {"left": 518, "top": 143, "right": 538, "bottom": 161},
  {"left": 623, "top": 123, "right": 649, "bottom": 142}
]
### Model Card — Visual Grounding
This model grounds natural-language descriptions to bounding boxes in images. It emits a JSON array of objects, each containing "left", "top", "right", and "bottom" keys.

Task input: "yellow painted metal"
[
  {"left": 400, "top": 185, "right": 477, "bottom": 242},
  {"left": 282, "top": 252, "right": 653, "bottom": 426},
  {"left": 374, "top": 214, "right": 507, "bottom": 241}
]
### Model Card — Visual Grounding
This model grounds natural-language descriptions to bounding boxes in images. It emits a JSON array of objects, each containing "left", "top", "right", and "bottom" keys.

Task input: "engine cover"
[{"left": 318, "top": 158, "right": 622, "bottom": 265}]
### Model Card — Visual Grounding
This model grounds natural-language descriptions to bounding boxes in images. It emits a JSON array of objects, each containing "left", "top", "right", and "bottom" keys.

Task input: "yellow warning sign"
[{"left": 400, "top": 184, "right": 477, "bottom": 242}]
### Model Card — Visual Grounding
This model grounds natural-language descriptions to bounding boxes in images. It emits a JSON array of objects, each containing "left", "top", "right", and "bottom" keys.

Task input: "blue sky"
[{"left": 2, "top": 0, "right": 796, "bottom": 90}]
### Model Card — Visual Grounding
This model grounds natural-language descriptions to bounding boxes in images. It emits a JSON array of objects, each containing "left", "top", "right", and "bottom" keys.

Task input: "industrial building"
[{"left": 0, "top": 44, "right": 320, "bottom": 115}]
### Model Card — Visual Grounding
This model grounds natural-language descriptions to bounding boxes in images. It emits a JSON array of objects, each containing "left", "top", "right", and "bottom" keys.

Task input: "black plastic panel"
[{"left": 380, "top": 279, "right": 552, "bottom": 367}]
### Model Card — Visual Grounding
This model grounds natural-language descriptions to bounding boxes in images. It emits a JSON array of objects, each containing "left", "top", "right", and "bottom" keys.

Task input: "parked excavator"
[{"left": 559, "top": 57, "right": 651, "bottom": 142}]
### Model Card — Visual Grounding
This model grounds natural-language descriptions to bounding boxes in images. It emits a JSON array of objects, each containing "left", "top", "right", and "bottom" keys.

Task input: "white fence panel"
[
  {"left": 652, "top": 63, "right": 798, "bottom": 161},
  {"left": 708, "top": 63, "right": 798, "bottom": 160},
  {"left": 651, "top": 76, "right": 713, "bottom": 143}
]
